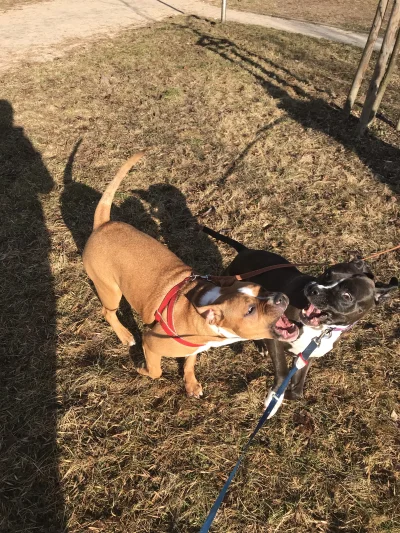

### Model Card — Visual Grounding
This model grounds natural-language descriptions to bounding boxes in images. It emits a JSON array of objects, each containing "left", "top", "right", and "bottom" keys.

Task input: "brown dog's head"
[{"left": 193, "top": 280, "right": 299, "bottom": 341}]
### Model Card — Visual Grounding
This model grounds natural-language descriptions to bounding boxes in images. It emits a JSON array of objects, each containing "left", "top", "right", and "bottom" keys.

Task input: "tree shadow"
[
  {"left": 0, "top": 101, "right": 66, "bottom": 531},
  {"left": 192, "top": 26, "right": 399, "bottom": 194}
]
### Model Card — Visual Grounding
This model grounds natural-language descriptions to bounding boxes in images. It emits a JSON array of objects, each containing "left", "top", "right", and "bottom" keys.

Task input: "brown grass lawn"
[
  {"left": 0, "top": 16, "right": 399, "bottom": 533},
  {"left": 206, "top": 0, "right": 383, "bottom": 33}
]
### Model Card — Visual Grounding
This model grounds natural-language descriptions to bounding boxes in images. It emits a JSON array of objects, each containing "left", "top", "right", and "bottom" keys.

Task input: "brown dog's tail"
[{"left": 93, "top": 152, "right": 145, "bottom": 231}]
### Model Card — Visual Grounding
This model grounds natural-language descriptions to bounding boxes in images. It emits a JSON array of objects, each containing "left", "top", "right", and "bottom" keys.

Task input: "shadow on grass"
[
  {"left": 61, "top": 141, "right": 224, "bottom": 272},
  {"left": 187, "top": 20, "right": 400, "bottom": 194},
  {"left": 0, "top": 100, "right": 66, "bottom": 531}
]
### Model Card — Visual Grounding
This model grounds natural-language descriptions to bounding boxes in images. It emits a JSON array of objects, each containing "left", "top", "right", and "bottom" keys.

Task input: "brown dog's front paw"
[
  {"left": 136, "top": 366, "right": 162, "bottom": 379},
  {"left": 185, "top": 380, "right": 203, "bottom": 399}
]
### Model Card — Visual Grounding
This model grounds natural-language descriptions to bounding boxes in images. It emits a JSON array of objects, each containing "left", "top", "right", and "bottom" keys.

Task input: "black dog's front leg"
[
  {"left": 256, "top": 339, "right": 311, "bottom": 400},
  {"left": 255, "top": 339, "right": 289, "bottom": 391},
  {"left": 285, "top": 359, "right": 313, "bottom": 400}
]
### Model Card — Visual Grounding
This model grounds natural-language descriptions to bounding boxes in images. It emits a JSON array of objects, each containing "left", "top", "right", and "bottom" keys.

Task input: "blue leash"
[{"left": 199, "top": 328, "right": 333, "bottom": 533}]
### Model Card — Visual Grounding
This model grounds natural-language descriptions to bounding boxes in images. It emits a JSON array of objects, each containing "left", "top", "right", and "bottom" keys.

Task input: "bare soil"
[{"left": 0, "top": 16, "right": 399, "bottom": 533}]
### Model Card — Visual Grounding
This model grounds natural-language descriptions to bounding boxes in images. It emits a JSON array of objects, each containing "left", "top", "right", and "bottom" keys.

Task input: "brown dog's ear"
[
  {"left": 197, "top": 305, "right": 224, "bottom": 325},
  {"left": 374, "top": 277, "right": 398, "bottom": 304}
]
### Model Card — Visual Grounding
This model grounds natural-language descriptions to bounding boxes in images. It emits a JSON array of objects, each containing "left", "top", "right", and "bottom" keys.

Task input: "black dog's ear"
[
  {"left": 374, "top": 277, "right": 398, "bottom": 304},
  {"left": 350, "top": 256, "right": 374, "bottom": 277}
]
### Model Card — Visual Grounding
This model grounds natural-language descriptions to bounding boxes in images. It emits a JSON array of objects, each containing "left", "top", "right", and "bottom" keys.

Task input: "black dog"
[{"left": 202, "top": 226, "right": 398, "bottom": 402}]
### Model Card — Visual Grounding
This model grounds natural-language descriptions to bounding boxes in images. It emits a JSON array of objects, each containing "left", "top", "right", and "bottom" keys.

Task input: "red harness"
[{"left": 154, "top": 276, "right": 204, "bottom": 348}]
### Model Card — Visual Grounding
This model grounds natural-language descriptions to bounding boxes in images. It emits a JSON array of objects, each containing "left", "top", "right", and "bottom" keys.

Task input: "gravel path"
[{"left": 0, "top": 0, "right": 381, "bottom": 71}]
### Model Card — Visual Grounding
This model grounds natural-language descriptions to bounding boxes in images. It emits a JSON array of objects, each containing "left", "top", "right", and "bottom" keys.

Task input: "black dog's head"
[{"left": 301, "top": 258, "right": 398, "bottom": 327}]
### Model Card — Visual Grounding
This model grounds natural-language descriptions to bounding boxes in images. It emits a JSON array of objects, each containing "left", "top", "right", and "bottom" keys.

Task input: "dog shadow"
[
  {"left": 0, "top": 100, "right": 66, "bottom": 531},
  {"left": 132, "top": 183, "right": 224, "bottom": 274}
]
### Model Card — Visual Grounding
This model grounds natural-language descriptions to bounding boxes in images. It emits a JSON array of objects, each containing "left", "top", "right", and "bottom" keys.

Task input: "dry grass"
[
  {"left": 0, "top": 16, "right": 399, "bottom": 533},
  {"left": 205, "top": 0, "right": 383, "bottom": 33}
]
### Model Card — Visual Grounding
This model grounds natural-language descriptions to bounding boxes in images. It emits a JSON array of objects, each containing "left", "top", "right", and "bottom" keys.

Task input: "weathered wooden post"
[
  {"left": 344, "top": 0, "right": 390, "bottom": 116},
  {"left": 357, "top": 0, "right": 400, "bottom": 135},
  {"left": 397, "top": 115, "right": 400, "bottom": 130}
]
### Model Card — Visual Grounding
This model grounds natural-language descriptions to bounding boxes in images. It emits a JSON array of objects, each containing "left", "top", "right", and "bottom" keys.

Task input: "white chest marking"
[
  {"left": 198, "top": 286, "right": 222, "bottom": 306},
  {"left": 287, "top": 325, "right": 343, "bottom": 358},
  {"left": 188, "top": 325, "right": 246, "bottom": 356}
]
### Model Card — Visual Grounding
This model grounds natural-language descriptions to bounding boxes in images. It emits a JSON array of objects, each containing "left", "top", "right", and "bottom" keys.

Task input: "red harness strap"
[{"left": 154, "top": 276, "right": 204, "bottom": 348}]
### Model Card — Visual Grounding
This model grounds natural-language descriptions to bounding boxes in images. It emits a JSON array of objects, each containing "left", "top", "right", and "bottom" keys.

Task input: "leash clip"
[
  {"left": 313, "top": 327, "right": 334, "bottom": 346},
  {"left": 189, "top": 273, "right": 216, "bottom": 284},
  {"left": 189, "top": 273, "right": 208, "bottom": 282}
]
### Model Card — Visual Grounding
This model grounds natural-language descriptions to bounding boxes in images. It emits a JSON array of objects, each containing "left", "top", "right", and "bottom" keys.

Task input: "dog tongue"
[
  {"left": 275, "top": 314, "right": 298, "bottom": 340},
  {"left": 275, "top": 315, "right": 292, "bottom": 329},
  {"left": 305, "top": 303, "right": 319, "bottom": 317}
]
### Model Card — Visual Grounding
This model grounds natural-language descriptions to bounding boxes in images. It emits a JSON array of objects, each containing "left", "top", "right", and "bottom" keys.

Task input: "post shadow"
[{"left": 0, "top": 101, "right": 66, "bottom": 531}]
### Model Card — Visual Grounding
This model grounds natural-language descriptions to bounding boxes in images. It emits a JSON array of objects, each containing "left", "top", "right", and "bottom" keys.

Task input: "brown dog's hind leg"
[
  {"left": 93, "top": 280, "right": 135, "bottom": 346},
  {"left": 183, "top": 355, "right": 203, "bottom": 398}
]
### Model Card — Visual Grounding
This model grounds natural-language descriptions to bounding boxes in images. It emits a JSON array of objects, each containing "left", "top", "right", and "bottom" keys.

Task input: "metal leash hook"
[{"left": 313, "top": 326, "right": 335, "bottom": 346}]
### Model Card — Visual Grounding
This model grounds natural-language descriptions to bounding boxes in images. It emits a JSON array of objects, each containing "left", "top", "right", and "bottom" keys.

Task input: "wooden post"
[
  {"left": 369, "top": 27, "right": 400, "bottom": 121},
  {"left": 397, "top": 116, "right": 400, "bottom": 130},
  {"left": 221, "top": 0, "right": 227, "bottom": 22},
  {"left": 344, "top": 0, "right": 390, "bottom": 116},
  {"left": 357, "top": 0, "right": 400, "bottom": 135}
]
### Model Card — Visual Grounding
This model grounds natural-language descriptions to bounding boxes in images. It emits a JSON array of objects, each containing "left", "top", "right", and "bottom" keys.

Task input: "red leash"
[{"left": 362, "top": 243, "right": 400, "bottom": 260}]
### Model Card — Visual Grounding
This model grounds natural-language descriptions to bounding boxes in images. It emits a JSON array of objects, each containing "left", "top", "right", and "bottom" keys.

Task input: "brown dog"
[{"left": 83, "top": 154, "right": 298, "bottom": 397}]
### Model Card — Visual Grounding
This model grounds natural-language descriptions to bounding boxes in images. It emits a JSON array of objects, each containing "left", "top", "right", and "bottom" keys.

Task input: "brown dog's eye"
[
  {"left": 342, "top": 292, "right": 352, "bottom": 301},
  {"left": 245, "top": 305, "right": 255, "bottom": 316}
]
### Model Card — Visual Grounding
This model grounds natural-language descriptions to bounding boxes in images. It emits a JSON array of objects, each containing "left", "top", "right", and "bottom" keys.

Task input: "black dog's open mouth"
[
  {"left": 273, "top": 314, "right": 299, "bottom": 341},
  {"left": 301, "top": 303, "right": 327, "bottom": 326}
]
